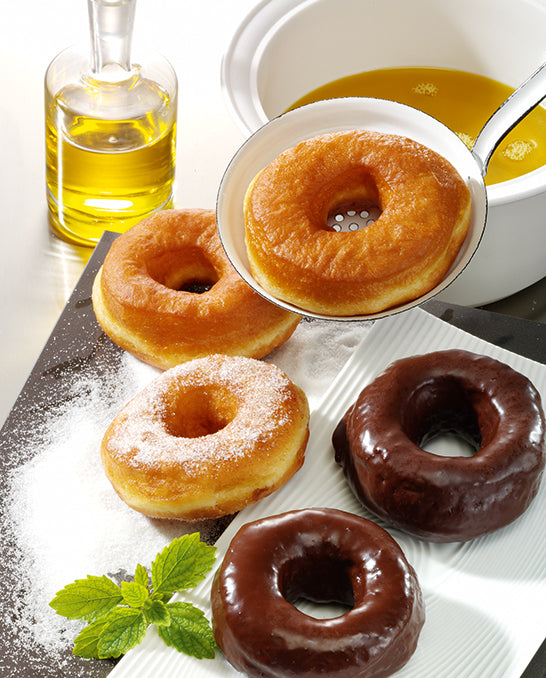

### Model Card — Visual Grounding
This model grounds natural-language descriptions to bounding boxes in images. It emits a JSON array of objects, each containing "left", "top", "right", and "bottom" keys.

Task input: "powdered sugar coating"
[
  {"left": 106, "top": 355, "right": 294, "bottom": 473},
  {"left": 100, "top": 354, "right": 310, "bottom": 519}
]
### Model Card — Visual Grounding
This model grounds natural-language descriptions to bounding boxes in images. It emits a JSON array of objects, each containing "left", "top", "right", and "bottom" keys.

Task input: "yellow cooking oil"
[
  {"left": 45, "top": 73, "right": 176, "bottom": 246},
  {"left": 287, "top": 67, "right": 546, "bottom": 185}
]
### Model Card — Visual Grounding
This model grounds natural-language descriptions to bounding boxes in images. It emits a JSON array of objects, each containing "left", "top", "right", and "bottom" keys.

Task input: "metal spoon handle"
[
  {"left": 472, "top": 61, "right": 546, "bottom": 176},
  {"left": 88, "top": 0, "right": 137, "bottom": 75}
]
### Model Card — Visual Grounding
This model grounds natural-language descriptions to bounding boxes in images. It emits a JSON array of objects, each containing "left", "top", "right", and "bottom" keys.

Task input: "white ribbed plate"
[{"left": 111, "top": 307, "right": 546, "bottom": 678}]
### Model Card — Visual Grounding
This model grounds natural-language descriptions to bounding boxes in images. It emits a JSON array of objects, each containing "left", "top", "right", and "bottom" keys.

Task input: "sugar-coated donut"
[
  {"left": 333, "top": 349, "right": 545, "bottom": 542},
  {"left": 211, "top": 508, "right": 425, "bottom": 678},
  {"left": 100, "top": 354, "right": 310, "bottom": 520},
  {"left": 92, "top": 208, "right": 300, "bottom": 370},
  {"left": 244, "top": 130, "right": 472, "bottom": 316}
]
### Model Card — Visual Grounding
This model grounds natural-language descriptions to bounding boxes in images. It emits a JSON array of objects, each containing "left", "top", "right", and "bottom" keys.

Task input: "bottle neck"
[{"left": 88, "top": 0, "right": 137, "bottom": 77}]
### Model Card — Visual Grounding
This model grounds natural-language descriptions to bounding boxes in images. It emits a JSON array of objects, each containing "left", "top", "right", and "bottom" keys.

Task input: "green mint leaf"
[
  {"left": 144, "top": 598, "right": 171, "bottom": 626},
  {"left": 158, "top": 602, "right": 215, "bottom": 659},
  {"left": 152, "top": 533, "right": 216, "bottom": 595},
  {"left": 121, "top": 581, "right": 149, "bottom": 608},
  {"left": 134, "top": 563, "right": 149, "bottom": 588},
  {"left": 73, "top": 618, "right": 109, "bottom": 659},
  {"left": 96, "top": 608, "right": 148, "bottom": 659},
  {"left": 50, "top": 575, "right": 123, "bottom": 622},
  {"left": 54, "top": 534, "right": 217, "bottom": 662},
  {"left": 152, "top": 591, "right": 173, "bottom": 604}
]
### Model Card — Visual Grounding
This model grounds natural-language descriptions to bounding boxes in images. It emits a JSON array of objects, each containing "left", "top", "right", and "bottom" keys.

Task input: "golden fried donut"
[
  {"left": 333, "top": 349, "right": 545, "bottom": 542},
  {"left": 244, "top": 130, "right": 472, "bottom": 316},
  {"left": 211, "top": 508, "right": 425, "bottom": 678},
  {"left": 92, "top": 208, "right": 300, "bottom": 369},
  {"left": 100, "top": 354, "right": 310, "bottom": 520}
]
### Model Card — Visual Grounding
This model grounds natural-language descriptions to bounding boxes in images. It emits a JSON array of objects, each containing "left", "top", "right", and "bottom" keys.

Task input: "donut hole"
[
  {"left": 280, "top": 554, "right": 355, "bottom": 619},
  {"left": 324, "top": 170, "right": 383, "bottom": 232},
  {"left": 327, "top": 200, "right": 382, "bottom": 232},
  {"left": 146, "top": 248, "right": 219, "bottom": 293},
  {"left": 402, "top": 376, "right": 496, "bottom": 457},
  {"left": 421, "top": 432, "right": 477, "bottom": 458},
  {"left": 163, "top": 387, "right": 237, "bottom": 438}
]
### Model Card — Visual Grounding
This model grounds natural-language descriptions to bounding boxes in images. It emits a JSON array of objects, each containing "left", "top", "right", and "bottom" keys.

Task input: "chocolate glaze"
[
  {"left": 333, "top": 349, "right": 545, "bottom": 542},
  {"left": 211, "top": 508, "right": 424, "bottom": 678}
]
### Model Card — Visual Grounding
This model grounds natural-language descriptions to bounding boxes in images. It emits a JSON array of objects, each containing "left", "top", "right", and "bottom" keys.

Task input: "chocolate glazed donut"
[
  {"left": 211, "top": 508, "right": 425, "bottom": 678},
  {"left": 333, "top": 349, "right": 545, "bottom": 542}
]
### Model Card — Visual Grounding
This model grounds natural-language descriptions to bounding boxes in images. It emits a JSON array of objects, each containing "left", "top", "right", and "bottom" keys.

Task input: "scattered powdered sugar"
[
  {"left": 3, "top": 317, "right": 370, "bottom": 670},
  {"left": 270, "top": 318, "right": 367, "bottom": 410},
  {"left": 3, "top": 351, "right": 225, "bottom": 667}
]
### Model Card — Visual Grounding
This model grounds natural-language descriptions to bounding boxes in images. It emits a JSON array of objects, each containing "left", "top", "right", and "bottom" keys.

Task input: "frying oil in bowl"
[
  {"left": 45, "top": 73, "right": 176, "bottom": 246},
  {"left": 287, "top": 67, "right": 546, "bottom": 185}
]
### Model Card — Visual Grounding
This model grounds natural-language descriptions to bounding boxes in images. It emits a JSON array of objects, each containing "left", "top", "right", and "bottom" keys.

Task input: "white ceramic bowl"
[{"left": 221, "top": 0, "right": 546, "bottom": 306}]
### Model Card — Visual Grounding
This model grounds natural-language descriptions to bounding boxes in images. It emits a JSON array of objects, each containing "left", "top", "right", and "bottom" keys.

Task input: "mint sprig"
[{"left": 50, "top": 533, "right": 217, "bottom": 660}]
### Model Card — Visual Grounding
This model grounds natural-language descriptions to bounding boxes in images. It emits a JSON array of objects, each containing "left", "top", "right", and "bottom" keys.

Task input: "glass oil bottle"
[{"left": 45, "top": 0, "right": 177, "bottom": 246}]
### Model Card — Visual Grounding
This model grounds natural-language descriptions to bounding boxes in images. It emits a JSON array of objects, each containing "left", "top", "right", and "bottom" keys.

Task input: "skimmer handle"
[{"left": 471, "top": 61, "right": 546, "bottom": 177}]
